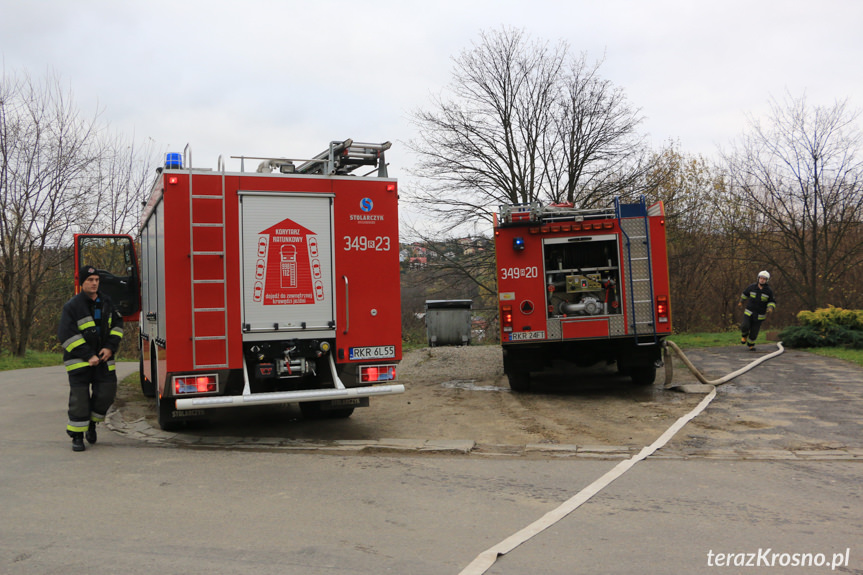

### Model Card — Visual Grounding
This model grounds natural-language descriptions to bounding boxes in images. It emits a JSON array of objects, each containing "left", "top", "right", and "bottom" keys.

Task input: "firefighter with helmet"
[
  {"left": 738, "top": 270, "right": 776, "bottom": 351},
  {"left": 57, "top": 266, "right": 124, "bottom": 451}
]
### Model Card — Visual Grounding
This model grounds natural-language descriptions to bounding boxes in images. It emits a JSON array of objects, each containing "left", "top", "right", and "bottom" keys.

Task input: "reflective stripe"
[
  {"left": 64, "top": 359, "right": 89, "bottom": 372},
  {"left": 744, "top": 309, "right": 752, "bottom": 316},
  {"left": 107, "top": 360, "right": 116, "bottom": 372},
  {"left": 90, "top": 413, "right": 106, "bottom": 423},
  {"left": 110, "top": 328, "right": 124, "bottom": 338},
  {"left": 63, "top": 334, "right": 85, "bottom": 352},
  {"left": 77, "top": 316, "right": 96, "bottom": 331},
  {"left": 67, "top": 421, "right": 89, "bottom": 433}
]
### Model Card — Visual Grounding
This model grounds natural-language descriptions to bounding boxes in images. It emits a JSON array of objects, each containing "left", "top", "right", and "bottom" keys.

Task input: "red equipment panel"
[
  {"left": 332, "top": 178, "right": 402, "bottom": 364},
  {"left": 561, "top": 318, "right": 610, "bottom": 339}
]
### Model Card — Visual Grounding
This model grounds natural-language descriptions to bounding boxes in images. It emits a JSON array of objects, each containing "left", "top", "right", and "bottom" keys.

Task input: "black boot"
[
  {"left": 85, "top": 421, "right": 98, "bottom": 445},
  {"left": 71, "top": 432, "right": 86, "bottom": 452}
]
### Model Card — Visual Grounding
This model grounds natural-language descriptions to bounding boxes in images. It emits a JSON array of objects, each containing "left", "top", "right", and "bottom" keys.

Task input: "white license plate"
[
  {"left": 509, "top": 331, "right": 546, "bottom": 341},
  {"left": 349, "top": 345, "right": 396, "bottom": 359}
]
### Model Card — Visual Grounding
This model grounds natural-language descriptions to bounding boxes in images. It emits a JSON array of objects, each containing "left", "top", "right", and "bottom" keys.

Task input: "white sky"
[{"left": 3, "top": 0, "right": 862, "bottom": 226}]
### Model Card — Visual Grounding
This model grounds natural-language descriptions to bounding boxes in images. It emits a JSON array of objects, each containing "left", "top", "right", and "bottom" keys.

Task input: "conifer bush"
[{"left": 779, "top": 306, "right": 863, "bottom": 349}]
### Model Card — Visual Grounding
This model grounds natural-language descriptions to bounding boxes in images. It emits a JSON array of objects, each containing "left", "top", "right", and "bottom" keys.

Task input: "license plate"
[
  {"left": 349, "top": 345, "right": 396, "bottom": 359},
  {"left": 509, "top": 331, "right": 545, "bottom": 341}
]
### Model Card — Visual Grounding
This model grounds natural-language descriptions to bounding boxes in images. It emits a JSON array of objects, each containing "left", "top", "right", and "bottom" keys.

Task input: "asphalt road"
[{"left": 2, "top": 347, "right": 862, "bottom": 574}]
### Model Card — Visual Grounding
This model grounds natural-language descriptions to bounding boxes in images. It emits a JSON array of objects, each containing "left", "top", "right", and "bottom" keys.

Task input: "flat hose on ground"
[{"left": 459, "top": 341, "right": 785, "bottom": 575}]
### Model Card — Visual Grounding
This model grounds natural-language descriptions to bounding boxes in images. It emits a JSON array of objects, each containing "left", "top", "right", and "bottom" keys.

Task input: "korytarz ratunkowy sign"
[{"left": 253, "top": 218, "right": 324, "bottom": 306}]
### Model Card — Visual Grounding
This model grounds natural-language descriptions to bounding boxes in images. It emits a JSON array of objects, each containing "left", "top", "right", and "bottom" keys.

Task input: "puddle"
[{"left": 441, "top": 379, "right": 511, "bottom": 392}]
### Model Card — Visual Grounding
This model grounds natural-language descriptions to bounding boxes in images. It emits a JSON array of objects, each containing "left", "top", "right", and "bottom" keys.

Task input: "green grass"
[
  {"left": 667, "top": 330, "right": 863, "bottom": 368},
  {"left": 666, "top": 331, "right": 743, "bottom": 348},
  {"left": 806, "top": 346, "right": 863, "bottom": 368},
  {"left": 0, "top": 350, "right": 63, "bottom": 371}
]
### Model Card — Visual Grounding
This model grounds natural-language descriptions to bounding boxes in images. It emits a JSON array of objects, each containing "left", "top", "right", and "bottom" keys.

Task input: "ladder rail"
[
  {"left": 615, "top": 196, "right": 659, "bottom": 346},
  {"left": 188, "top": 149, "right": 230, "bottom": 370}
]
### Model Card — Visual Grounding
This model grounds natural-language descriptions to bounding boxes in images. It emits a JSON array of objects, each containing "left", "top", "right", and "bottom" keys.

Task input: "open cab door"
[{"left": 74, "top": 234, "right": 141, "bottom": 322}]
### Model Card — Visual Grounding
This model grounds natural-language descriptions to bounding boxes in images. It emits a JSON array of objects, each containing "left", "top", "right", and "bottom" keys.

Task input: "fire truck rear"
[
  {"left": 76, "top": 139, "right": 404, "bottom": 430},
  {"left": 494, "top": 197, "right": 672, "bottom": 390}
]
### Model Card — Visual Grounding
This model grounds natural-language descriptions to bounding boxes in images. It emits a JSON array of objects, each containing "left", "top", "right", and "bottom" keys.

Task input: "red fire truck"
[
  {"left": 493, "top": 197, "right": 672, "bottom": 391},
  {"left": 74, "top": 139, "right": 404, "bottom": 429}
]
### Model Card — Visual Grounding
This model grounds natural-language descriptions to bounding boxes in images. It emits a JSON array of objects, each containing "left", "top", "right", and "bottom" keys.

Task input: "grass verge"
[
  {"left": 666, "top": 331, "right": 742, "bottom": 348},
  {"left": 0, "top": 350, "right": 62, "bottom": 371}
]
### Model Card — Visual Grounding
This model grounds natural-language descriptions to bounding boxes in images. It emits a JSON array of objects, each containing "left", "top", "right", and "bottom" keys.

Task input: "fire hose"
[
  {"left": 459, "top": 340, "right": 785, "bottom": 575},
  {"left": 664, "top": 339, "right": 785, "bottom": 393}
]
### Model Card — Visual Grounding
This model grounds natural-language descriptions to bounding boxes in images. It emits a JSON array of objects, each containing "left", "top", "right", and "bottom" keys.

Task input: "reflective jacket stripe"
[
  {"left": 110, "top": 327, "right": 124, "bottom": 338},
  {"left": 65, "top": 359, "right": 89, "bottom": 372},
  {"left": 63, "top": 334, "right": 85, "bottom": 352},
  {"left": 77, "top": 316, "right": 96, "bottom": 330}
]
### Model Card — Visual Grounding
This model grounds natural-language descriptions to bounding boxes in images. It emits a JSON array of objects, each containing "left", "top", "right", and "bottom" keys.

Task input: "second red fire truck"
[
  {"left": 494, "top": 197, "right": 672, "bottom": 390},
  {"left": 75, "top": 139, "right": 404, "bottom": 429}
]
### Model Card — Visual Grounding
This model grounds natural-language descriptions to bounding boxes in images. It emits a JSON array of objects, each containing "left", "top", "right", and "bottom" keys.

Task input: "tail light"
[
  {"left": 174, "top": 374, "right": 218, "bottom": 394},
  {"left": 656, "top": 296, "right": 670, "bottom": 323},
  {"left": 360, "top": 364, "right": 396, "bottom": 383},
  {"left": 501, "top": 305, "right": 513, "bottom": 333}
]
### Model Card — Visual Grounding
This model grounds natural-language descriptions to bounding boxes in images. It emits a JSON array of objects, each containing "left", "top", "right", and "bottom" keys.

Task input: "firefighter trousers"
[
  {"left": 740, "top": 314, "right": 764, "bottom": 347},
  {"left": 66, "top": 362, "right": 117, "bottom": 435}
]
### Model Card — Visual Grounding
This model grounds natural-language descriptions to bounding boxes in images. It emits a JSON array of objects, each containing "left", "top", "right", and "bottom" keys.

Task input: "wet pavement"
[
  {"left": 658, "top": 345, "right": 863, "bottom": 460},
  {"left": 105, "top": 343, "right": 863, "bottom": 461}
]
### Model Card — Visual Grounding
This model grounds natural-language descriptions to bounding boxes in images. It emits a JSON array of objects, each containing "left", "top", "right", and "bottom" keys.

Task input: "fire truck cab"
[
  {"left": 494, "top": 197, "right": 672, "bottom": 391},
  {"left": 75, "top": 139, "right": 404, "bottom": 429}
]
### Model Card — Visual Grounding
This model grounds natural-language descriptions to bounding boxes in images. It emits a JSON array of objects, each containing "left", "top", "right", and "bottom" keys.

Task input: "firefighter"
[
  {"left": 738, "top": 270, "right": 776, "bottom": 351},
  {"left": 57, "top": 265, "right": 124, "bottom": 451}
]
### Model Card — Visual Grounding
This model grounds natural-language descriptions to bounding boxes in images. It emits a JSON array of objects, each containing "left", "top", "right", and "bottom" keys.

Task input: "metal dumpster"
[{"left": 425, "top": 299, "right": 472, "bottom": 346}]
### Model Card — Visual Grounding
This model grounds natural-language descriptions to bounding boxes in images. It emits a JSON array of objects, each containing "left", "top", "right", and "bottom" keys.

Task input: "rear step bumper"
[{"left": 174, "top": 384, "right": 405, "bottom": 411}]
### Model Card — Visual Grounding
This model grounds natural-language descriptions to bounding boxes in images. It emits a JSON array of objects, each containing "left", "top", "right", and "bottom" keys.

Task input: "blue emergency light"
[
  {"left": 513, "top": 236, "right": 525, "bottom": 251},
  {"left": 165, "top": 152, "right": 182, "bottom": 169}
]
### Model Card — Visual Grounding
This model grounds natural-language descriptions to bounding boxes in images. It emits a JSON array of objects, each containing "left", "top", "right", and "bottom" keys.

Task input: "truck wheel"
[
  {"left": 139, "top": 355, "right": 156, "bottom": 398},
  {"left": 630, "top": 365, "right": 657, "bottom": 386},
  {"left": 506, "top": 371, "right": 531, "bottom": 392},
  {"left": 300, "top": 402, "right": 354, "bottom": 419},
  {"left": 156, "top": 392, "right": 182, "bottom": 431}
]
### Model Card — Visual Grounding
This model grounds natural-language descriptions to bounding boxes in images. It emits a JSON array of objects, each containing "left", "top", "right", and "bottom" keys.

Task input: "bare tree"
[
  {"left": 722, "top": 93, "right": 863, "bottom": 311},
  {"left": 549, "top": 55, "right": 648, "bottom": 207},
  {"left": 0, "top": 70, "right": 104, "bottom": 355},
  {"left": 0, "top": 69, "right": 156, "bottom": 355},
  {"left": 407, "top": 27, "right": 649, "bottom": 232},
  {"left": 92, "top": 132, "right": 158, "bottom": 235}
]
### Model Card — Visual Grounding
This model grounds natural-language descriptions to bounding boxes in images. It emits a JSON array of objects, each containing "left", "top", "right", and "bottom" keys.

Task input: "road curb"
[{"left": 106, "top": 407, "right": 863, "bottom": 460}]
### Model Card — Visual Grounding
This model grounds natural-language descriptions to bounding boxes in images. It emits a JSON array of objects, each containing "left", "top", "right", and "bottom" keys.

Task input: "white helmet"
[{"left": 758, "top": 270, "right": 770, "bottom": 281}]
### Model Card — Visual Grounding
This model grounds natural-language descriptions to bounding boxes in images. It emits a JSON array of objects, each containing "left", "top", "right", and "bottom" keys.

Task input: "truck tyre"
[
  {"left": 152, "top": 352, "right": 181, "bottom": 431},
  {"left": 630, "top": 365, "right": 657, "bottom": 386},
  {"left": 506, "top": 370, "right": 531, "bottom": 392},
  {"left": 140, "top": 355, "right": 156, "bottom": 398},
  {"left": 156, "top": 391, "right": 181, "bottom": 431}
]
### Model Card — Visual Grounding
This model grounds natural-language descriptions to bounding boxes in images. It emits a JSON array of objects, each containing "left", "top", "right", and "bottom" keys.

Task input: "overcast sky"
[{"left": 3, "top": 0, "right": 862, "bottom": 204}]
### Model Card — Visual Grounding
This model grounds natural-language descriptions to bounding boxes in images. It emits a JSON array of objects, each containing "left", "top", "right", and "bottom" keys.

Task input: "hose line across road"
[{"left": 458, "top": 341, "right": 785, "bottom": 575}]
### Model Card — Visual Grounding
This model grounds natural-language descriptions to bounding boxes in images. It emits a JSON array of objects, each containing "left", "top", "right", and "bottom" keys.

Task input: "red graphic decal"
[{"left": 256, "top": 218, "right": 322, "bottom": 305}]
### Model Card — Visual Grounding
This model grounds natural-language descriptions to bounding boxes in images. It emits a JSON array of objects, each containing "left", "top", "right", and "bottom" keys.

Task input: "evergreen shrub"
[{"left": 779, "top": 306, "right": 863, "bottom": 348}]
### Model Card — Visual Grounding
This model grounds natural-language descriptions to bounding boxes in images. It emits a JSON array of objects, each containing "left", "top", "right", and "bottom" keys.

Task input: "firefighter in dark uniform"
[
  {"left": 738, "top": 270, "right": 776, "bottom": 351},
  {"left": 57, "top": 265, "right": 124, "bottom": 451}
]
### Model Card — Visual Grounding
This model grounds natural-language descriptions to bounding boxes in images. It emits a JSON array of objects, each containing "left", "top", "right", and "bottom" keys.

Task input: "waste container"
[{"left": 425, "top": 300, "right": 472, "bottom": 346}]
